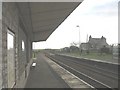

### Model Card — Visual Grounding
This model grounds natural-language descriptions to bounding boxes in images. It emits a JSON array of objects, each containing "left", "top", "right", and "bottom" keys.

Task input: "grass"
[{"left": 62, "top": 52, "right": 113, "bottom": 62}]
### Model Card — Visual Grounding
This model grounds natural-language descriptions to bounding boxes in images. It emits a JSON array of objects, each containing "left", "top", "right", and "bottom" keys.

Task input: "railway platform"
[{"left": 25, "top": 52, "right": 92, "bottom": 89}]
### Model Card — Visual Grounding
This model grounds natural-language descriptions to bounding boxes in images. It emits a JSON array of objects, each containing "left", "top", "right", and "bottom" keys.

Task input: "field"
[{"left": 61, "top": 52, "right": 118, "bottom": 63}]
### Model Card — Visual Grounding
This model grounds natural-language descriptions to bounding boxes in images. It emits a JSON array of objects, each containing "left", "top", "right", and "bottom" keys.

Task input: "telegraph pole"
[{"left": 76, "top": 25, "right": 81, "bottom": 55}]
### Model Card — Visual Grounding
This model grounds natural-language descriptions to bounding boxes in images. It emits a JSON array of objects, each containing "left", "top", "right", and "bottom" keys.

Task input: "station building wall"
[
  {"left": 0, "top": 17, "right": 2, "bottom": 90},
  {"left": 1, "top": 2, "right": 33, "bottom": 88}
]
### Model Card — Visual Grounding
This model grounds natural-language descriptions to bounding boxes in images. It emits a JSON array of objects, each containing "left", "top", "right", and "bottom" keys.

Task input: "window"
[
  {"left": 7, "top": 29, "right": 15, "bottom": 88},
  {"left": 7, "top": 31, "right": 14, "bottom": 50},
  {"left": 22, "top": 40, "right": 25, "bottom": 51}
]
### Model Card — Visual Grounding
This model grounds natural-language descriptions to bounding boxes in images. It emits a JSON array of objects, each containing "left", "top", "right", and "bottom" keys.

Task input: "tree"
[
  {"left": 70, "top": 42, "right": 78, "bottom": 47},
  {"left": 69, "top": 45, "right": 79, "bottom": 52},
  {"left": 100, "top": 45, "right": 110, "bottom": 55},
  {"left": 62, "top": 47, "right": 70, "bottom": 53}
]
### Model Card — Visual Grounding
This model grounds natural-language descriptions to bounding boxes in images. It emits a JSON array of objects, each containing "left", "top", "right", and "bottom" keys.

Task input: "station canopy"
[{"left": 16, "top": 1, "right": 83, "bottom": 42}]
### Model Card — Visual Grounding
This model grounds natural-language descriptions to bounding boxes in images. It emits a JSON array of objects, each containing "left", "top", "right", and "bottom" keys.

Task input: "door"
[{"left": 7, "top": 30, "right": 15, "bottom": 88}]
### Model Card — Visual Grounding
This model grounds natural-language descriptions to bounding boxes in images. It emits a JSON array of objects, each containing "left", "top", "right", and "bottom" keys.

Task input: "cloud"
[
  {"left": 33, "top": 0, "right": 118, "bottom": 49},
  {"left": 79, "top": 0, "right": 118, "bottom": 17}
]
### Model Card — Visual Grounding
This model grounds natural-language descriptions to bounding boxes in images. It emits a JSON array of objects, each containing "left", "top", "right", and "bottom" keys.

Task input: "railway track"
[
  {"left": 55, "top": 55, "right": 119, "bottom": 80},
  {"left": 46, "top": 53, "right": 119, "bottom": 90}
]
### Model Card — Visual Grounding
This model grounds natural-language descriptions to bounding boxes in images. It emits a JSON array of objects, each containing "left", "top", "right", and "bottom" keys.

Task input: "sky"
[{"left": 33, "top": 0, "right": 119, "bottom": 49}]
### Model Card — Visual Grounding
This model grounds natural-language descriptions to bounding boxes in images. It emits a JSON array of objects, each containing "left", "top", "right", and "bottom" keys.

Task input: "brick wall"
[
  {"left": 18, "top": 27, "right": 27, "bottom": 79},
  {"left": 0, "top": 2, "right": 2, "bottom": 89},
  {"left": 0, "top": 18, "right": 2, "bottom": 90},
  {"left": 0, "top": 21, "right": 2, "bottom": 89}
]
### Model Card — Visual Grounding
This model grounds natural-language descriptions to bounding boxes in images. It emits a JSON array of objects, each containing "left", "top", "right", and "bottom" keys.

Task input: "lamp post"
[{"left": 76, "top": 25, "right": 81, "bottom": 55}]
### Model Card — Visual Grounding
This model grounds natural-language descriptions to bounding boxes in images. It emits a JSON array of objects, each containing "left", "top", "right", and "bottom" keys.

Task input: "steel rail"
[{"left": 46, "top": 54, "right": 118, "bottom": 90}]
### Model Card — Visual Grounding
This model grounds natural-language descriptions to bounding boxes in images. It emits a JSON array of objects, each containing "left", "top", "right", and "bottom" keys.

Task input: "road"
[{"left": 46, "top": 53, "right": 119, "bottom": 90}]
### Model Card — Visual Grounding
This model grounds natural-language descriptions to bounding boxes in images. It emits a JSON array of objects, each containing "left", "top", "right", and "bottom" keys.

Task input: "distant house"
[
  {"left": 80, "top": 35, "right": 109, "bottom": 52},
  {"left": 80, "top": 43, "right": 89, "bottom": 51}
]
